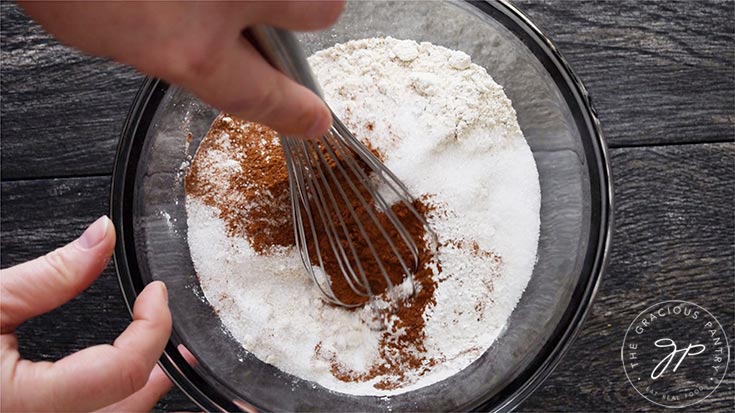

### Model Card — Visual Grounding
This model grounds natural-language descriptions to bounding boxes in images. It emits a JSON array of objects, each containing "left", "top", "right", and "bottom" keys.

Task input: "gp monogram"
[{"left": 621, "top": 300, "right": 729, "bottom": 408}]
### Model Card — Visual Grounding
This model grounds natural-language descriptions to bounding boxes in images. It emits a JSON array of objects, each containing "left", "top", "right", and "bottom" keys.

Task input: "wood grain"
[
  {"left": 0, "top": 2, "right": 143, "bottom": 181},
  {"left": 516, "top": 0, "right": 735, "bottom": 148},
  {"left": 0, "top": 176, "right": 196, "bottom": 411},
  {"left": 2, "top": 1, "right": 733, "bottom": 179},
  {"left": 1, "top": 0, "right": 734, "bottom": 411},
  {"left": 520, "top": 143, "right": 735, "bottom": 412},
  {"left": 2, "top": 144, "right": 733, "bottom": 411}
]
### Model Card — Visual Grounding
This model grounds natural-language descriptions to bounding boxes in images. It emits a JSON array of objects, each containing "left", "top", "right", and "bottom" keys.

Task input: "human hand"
[
  {"left": 18, "top": 1, "right": 345, "bottom": 139},
  {"left": 1, "top": 216, "right": 173, "bottom": 412}
]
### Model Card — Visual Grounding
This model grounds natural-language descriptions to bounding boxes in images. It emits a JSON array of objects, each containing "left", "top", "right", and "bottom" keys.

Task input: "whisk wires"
[{"left": 281, "top": 117, "right": 435, "bottom": 307}]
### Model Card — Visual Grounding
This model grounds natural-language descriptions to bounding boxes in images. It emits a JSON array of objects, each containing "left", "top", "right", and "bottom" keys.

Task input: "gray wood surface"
[
  {"left": 0, "top": 1, "right": 142, "bottom": 181},
  {"left": 1, "top": 0, "right": 733, "bottom": 412},
  {"left": 516, "top": 0, "right": 735, "bottom": 148},
  {"left": 2, "top": 146, "right": 733, "bottom": 412},
  {"left": 522, "top": 142, "right": 735, "bottom": 412},
  {"left": 2, "top": 1, "right": 734, "bottom": 180}
]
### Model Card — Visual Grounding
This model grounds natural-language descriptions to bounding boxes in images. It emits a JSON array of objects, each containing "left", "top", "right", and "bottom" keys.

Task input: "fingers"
[
  {"left": 96, "top": 343, "right": 200, "bottom": 412},
  {"left": 0, "top": 216, "right": 115, "bottom": 333},
  {"left": 111, "top": 281, "right": 171, "bottom": 370},
  {"left": 96, "top": 342, "right": 200, "bottom": 412},
  {"left": 177, "top": 343, "right": 199, "bottom": 367},
  {"left": 20, "top": 0, "right": 345, "bottom": 138},
  {"left": 179, "top": 37, "right": 332, "bottom": 138},
  {"left": 96, "top": 365, "right": 172, "bottom": 413},
  {"left": 163, "top": 1, "right": 342, "bottom": 138},
  {"left": 17, "top": 281, "right": 172, "bottom": 412},
  {"left": 249, "top": 1, "right": 345, "bottom": 31}
]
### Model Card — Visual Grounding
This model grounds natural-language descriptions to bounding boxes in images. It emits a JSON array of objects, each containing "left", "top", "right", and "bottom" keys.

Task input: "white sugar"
[{"left": 186, "top": 37, "right": 540, "bottom": 396}]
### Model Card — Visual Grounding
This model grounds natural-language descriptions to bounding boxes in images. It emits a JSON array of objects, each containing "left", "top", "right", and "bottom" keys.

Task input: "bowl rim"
[
  {"left": 469, "top": 1, "right": 614, "bottom": 410},
  {"left": 110, "top": 1, "right": 613, "bottom": 411}
]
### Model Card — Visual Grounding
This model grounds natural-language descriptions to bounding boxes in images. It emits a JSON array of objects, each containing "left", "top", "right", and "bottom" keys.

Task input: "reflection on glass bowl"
[{"left": 111, "top": 1, "right": 612, "bottom": 411}]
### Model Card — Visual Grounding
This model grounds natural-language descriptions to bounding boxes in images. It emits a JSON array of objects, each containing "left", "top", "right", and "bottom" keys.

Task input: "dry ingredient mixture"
[{"left": 185, "top": 37, "right": 540, "bottom": 396}]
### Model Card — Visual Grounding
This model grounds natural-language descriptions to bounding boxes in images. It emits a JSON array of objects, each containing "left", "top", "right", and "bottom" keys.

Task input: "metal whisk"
[{"left": 248, "top": 27, "right": 435, "bottom": 307}]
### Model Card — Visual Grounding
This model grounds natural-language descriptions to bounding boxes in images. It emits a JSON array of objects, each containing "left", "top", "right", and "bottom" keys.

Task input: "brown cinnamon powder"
[{"left": 186, "top": 114, "right": 439, "bottom": 388}]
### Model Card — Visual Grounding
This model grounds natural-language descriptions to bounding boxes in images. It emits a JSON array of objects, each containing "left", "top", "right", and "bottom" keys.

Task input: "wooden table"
[{"left": 2, "top": 1, "right": 733, "bottom": 411}]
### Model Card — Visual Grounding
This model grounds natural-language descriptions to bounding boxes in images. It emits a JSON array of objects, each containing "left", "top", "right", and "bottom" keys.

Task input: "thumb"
[
  {"left": 176, "top": 37, "right": 332, "bottom": 139},
  {"left": 0, "top": 216, "right": 115, "bottom": 333}
]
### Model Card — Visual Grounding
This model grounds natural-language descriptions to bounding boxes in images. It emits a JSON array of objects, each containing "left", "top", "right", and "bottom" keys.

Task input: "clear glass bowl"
[{"left": 111, "top": 1, "right": 612, "bottom": 411}]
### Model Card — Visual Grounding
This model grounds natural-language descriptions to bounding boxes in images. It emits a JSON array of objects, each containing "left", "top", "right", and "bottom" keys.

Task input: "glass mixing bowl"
[{"left": 111, "top": 1, "right": 612, "bottom": 411}]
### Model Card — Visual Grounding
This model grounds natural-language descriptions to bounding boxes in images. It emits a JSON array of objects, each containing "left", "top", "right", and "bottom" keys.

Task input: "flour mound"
[{"left": 186, "top": 37, "right": 540, "bottom": 396}]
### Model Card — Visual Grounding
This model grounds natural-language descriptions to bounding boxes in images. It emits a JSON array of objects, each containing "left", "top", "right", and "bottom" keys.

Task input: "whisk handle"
[{"left": 245, "top": 26, "right": 324, "bottom": 99}]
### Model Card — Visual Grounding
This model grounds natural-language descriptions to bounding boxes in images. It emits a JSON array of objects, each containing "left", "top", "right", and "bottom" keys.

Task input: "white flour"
[{"left": 186, "top": 37, "right": 540, "bottom": 396}]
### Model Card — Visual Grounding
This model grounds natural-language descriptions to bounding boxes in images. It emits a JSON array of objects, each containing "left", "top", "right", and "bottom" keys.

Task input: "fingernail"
[
  {"left": 305, "top": 113, "right": 332, "bottom": 139},
  {"left": 78, "top": 216, "right": 109, "bottom": 249},
  {"left": 156, "top": 281, "right": 168, "bottom": 303}
]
